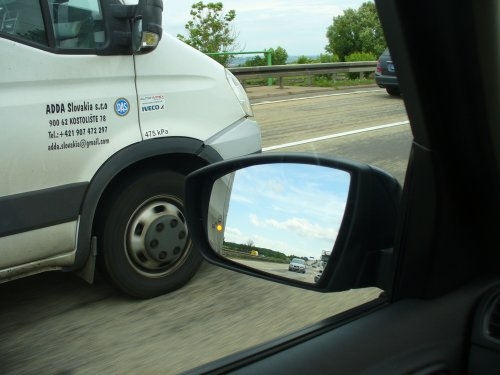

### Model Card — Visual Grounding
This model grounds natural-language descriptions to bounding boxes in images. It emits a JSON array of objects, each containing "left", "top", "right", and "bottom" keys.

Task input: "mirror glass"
[{"left": 207, "top": 163, "right": 351, "bottom": 284}]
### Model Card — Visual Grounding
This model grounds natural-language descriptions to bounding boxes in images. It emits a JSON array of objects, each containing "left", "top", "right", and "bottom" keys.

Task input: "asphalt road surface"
[{"left": 253, "top": 87, "right": 410, "bottom": 184}]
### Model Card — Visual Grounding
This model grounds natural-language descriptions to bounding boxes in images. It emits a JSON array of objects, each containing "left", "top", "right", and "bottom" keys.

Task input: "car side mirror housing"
[{"left": 185, "top": 153, "right": 402, "bottom": 292}]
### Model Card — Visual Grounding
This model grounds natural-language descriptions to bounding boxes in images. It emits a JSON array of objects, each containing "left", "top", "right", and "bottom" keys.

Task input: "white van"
[{"left": 0, "top": 0, "right": 261, "bottom": 298}]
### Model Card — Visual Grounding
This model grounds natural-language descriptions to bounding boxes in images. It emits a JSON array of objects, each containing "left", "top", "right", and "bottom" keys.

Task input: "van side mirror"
[
  {"left": 132, "top": 0, "right": 163, "bottom": 53},
  {"left": 185, "top": 153, "right": 402, "bottom": 293},
  {"left": 99, "top": 0, "right": 162, "bottom": 55}
]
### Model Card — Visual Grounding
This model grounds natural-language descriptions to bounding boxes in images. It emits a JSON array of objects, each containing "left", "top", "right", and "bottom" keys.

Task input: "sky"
[
  {"left": 220, "top": 163, "right": 351, "bottom": 259},
  {"left": 164, "top": 1, "right": 370, "bottom": 57}
]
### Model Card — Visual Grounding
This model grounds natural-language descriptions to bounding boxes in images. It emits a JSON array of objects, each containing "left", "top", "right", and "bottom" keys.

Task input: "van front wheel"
[{"left": 99, "top": 170, "right": 202, "bottom": 299}]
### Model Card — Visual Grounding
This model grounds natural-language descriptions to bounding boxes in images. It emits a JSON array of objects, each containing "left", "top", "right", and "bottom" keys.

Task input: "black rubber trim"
[{"left": 0, "top": 182, "right": 88, "bottom": 238}]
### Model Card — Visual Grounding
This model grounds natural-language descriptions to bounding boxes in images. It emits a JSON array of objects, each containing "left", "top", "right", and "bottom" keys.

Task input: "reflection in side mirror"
[{"left": 207, "top": 164, "right": 350, "bottom": 285}]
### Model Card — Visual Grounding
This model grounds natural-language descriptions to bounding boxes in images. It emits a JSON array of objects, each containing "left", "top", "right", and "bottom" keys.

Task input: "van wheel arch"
[{"left": 73, "top": 140, "right": 222, "bottom": 287}]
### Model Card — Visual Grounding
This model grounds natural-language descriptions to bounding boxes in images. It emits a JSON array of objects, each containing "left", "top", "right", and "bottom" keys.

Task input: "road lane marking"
[
  {"left": 263, "top": 121, "right": 410, "bottom": 151},
  {"left": 252, "top": 89, "right": 384, "bottom": 106}
]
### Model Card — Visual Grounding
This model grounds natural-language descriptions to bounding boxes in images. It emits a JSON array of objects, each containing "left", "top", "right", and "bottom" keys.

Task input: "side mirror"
[
  {"left": 99, "top": 0, "right": 162, "bottom": 55},
  {"left": 185, "top": 153, "right": 402, "bottom": 292},
  {"left": 132, "top": 0, "right": 163, "bottom": 53}
]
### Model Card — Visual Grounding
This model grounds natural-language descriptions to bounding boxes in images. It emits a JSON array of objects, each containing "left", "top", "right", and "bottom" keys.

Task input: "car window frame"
[{"left": 185, "top": 0, "right": 499, "bottom": 372}]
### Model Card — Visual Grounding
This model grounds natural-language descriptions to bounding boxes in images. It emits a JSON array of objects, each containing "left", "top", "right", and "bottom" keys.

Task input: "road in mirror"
[{"left": 207, "top": 163, "right": 351, "bottom": 284}]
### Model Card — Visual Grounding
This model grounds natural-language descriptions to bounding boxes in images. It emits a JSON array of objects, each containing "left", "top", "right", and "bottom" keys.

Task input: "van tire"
[{"left": 98, "top": 169, "right": 202, "bottom": 299}]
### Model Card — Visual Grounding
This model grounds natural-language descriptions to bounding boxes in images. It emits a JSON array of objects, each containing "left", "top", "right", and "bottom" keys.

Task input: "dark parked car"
[{"left": 375, "top": 48, "right": 400, "bottom": 96}]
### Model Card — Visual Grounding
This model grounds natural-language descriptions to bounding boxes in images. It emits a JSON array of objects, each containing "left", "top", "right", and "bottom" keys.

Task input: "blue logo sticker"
[{"left": 114, "top": 98, "right": 130, "bottom": 117}]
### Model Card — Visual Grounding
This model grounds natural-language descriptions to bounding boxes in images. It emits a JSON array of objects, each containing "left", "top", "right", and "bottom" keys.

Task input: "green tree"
[
  {"left": 244, "top": 46, "right": 288, "bottom": 67},
  {"left": 325, "top": 2, "right": 385, "bottom": 61},
  {"left": 318, "top": 53, "right": 340, "bottom": 63},
  {"left": 244, "top": 55, "right": 265, "bottom": 67},
  {"left": 270, "top": 46, "right": 288, "bottom": 65},
  {"left": 177, "top": 2, "right": 239, "bottom": 67},
  {"left": 345, "top": 52, "right": 378, "bottom": 79},
  {"left": 294, "top": 55, "right": 313, "bottom": 64}
]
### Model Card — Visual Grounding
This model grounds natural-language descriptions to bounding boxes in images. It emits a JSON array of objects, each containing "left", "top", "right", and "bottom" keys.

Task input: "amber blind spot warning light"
[{"left": 142, "top": 32, "right": 160, "bottom": 48}]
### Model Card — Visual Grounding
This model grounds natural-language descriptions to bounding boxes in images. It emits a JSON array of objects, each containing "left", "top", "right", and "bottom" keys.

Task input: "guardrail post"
[{"left": 266, "top": 50, "right": 273, "bottom": 87}]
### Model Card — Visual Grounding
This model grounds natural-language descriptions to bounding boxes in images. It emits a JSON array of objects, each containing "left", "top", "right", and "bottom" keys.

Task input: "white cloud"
[
  {"left": 249, "top": 214, "right": 338, "bottom": 242},
  {"left": 229, "top": 193, "right": 254, "bottom": 205},
  {"left": 224, "top": 226, "right": 243, "bottom": 243}
]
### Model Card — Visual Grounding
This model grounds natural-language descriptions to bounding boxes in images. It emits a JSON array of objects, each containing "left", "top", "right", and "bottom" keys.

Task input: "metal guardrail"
[{"left": 228, "top": 61, "right": 377, "bottom": 87}]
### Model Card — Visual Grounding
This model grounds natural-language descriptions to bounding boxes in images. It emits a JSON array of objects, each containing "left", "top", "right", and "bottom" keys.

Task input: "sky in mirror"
[{"left": 223, "top": 164, "right": 350, "bottom": 259}]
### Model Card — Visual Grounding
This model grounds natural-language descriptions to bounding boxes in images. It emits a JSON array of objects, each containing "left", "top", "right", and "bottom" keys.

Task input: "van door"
[{"left": 0, "top": 0, "right": 140, "bottom": 271}]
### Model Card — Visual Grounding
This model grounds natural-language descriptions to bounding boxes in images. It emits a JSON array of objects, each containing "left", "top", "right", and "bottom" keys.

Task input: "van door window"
[
  {"left": 48, "top": 0, "right": 104, "bottom": 49},
  {"left": 0, "top": 0, "right": 47, "bottom": 45}
]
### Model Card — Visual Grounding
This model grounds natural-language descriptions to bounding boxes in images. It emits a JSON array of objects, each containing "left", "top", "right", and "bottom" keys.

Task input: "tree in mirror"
[{"left": 207, "top": 163, "right": 350, "bottom": 285}]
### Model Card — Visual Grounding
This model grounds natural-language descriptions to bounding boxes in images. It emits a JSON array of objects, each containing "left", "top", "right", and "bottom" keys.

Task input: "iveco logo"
[{"left": 142, "top": 104, "right": 161, "bottom": 112}]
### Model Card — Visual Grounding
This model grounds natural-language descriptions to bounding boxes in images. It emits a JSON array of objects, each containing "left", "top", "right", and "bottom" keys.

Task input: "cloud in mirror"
[{"left": 207, "top": 163, "right": 350, "bottom": 284}]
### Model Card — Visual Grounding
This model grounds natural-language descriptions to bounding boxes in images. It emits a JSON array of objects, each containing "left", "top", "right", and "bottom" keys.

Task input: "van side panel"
[
  {"left": 133, "top": 34, "right": 247, "bottom": 142},
  {"left": 0, "top": 32, "right": 138, "bottom": 275},
  {"left": 0, "top": 39, "right": 140, "bottom": 198}
]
